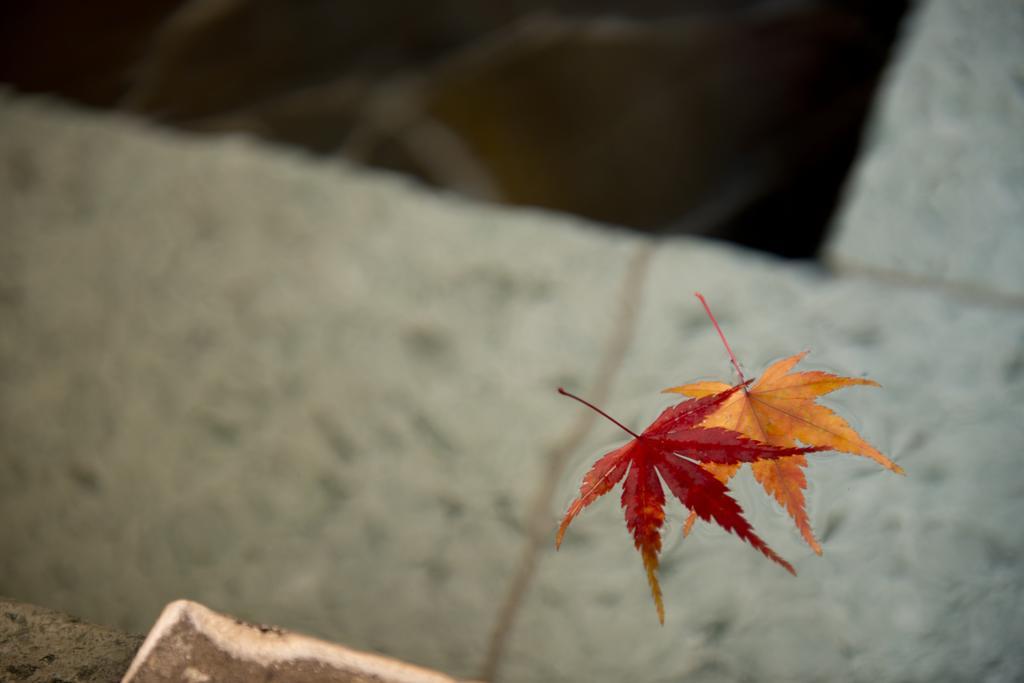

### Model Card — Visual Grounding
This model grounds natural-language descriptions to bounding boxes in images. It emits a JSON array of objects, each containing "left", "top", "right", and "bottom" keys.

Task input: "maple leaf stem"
[
  {"left": 695, "top": 292, "right": 746, "bottom": 386},
  {"left": 557, "top": 388, "right": 641, "bottom": 439}
]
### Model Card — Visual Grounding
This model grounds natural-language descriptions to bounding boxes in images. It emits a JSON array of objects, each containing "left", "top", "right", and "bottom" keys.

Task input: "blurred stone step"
[
  {"left": 0, "top": 597, "right": 143, "bottom": 683},
  {"left": 0, "top": 597, "right": 471, "bottom": 683},
  {"left": 826, "top": 0, "right": 1024, "bottom": 302},
  {"left": 123, "top": 600, "right": 469, "bottom": 683}
]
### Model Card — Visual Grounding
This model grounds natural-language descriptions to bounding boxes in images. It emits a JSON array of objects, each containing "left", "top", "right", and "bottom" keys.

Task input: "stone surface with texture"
[
  {"left": 1, "top": 2, "right": 1023, "bottom": 676},
  {"left": 825, "top": 0, "right": 1024, "bottom": 301},
  {"left": 502, "top": 252, "right": 1024, "bottom": 682},
  {"left": 0, "top": 597, "right": 143, "bottom": 683},
  {"left": 0, "top": 90, "right": 632, "bottom": 679}
]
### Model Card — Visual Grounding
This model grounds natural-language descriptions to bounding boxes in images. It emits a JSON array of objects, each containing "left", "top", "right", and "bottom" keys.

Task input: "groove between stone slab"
[{"left": 478, "top": 242, "right": 654, "bottom": 682}]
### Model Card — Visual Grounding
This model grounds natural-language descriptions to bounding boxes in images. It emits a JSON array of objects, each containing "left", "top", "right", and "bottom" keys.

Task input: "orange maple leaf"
[{"left": 664, "top": 294, "right": 904, "bottom": 554}]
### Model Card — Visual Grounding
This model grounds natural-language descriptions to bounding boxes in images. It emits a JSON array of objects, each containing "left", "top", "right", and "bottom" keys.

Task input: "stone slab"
[
  {"left": 825, "top": 0, "right": 1024, "bottom": 301},
  {"left": 502, "top": 248, "right": 1024, "bottom": 682},
  {"left": 0, "top": 91, "right": 634, "bottom": 678},
  {"left": 1, "top": 90, "right": 1023, "bottom": 683}
]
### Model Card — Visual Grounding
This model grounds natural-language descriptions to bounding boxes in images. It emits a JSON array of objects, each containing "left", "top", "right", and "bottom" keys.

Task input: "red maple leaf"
[{"left": 556, "top": 384, "right": 823, "bottom": 623}]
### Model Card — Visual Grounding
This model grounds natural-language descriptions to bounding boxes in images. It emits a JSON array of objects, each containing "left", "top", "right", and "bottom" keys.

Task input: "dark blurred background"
[{"left": 0, "top": 0, "right": 909, "bottom": 258}]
